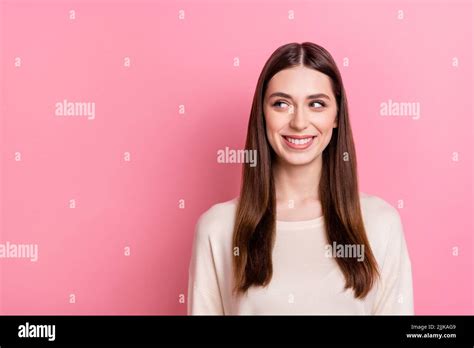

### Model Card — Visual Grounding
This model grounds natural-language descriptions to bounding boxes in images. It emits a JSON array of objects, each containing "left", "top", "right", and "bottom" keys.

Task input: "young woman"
[{"left": 187, "top": 42, "right": 414, "bottom": 315}]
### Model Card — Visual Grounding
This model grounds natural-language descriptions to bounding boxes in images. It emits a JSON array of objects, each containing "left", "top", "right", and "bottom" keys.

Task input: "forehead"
[{"left": 265, "top": 66, "right": 334, "bottom": 99}]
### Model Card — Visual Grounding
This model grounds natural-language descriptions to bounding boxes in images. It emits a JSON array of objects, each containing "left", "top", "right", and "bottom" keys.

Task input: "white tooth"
[{"left": 286, "top": 137, "right": 313, "bottom": 145}]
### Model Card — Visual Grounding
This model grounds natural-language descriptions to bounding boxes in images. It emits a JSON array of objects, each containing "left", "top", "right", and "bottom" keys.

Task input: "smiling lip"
[{"left": 282, "top": 135, "right": 317, "bottom": 150}]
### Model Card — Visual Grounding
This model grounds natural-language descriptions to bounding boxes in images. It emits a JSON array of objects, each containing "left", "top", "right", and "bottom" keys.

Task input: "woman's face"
[{"left": 263, "top": 65, "right": 338, "bottom": 166}]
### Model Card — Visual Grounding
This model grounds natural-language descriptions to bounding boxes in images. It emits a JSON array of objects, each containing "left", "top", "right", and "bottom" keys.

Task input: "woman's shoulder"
[
  {"left": 360, "top": 192, "right": 398, "bottom": 215},
  {"left": 359, "top": 192, "right": 405, "bottom": 246},
  {"left": 359, "top": 192, "right": 400, "bottom": 221},
  {"left": 194, "top": 197, "right": 239, "bottom": 240},
  {"left": 194, "top": 193, "right": 404, "bottom": 243}
]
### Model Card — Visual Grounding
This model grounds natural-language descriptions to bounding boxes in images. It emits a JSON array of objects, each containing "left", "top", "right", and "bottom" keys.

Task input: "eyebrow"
[{"left": 267, "top": 92, "right": 331, "bottom": 101}]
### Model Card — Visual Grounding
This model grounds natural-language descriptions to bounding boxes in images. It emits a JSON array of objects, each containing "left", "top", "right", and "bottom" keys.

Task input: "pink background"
[{"left": 0, "top": 0, "right": 472, "bottom": 315}]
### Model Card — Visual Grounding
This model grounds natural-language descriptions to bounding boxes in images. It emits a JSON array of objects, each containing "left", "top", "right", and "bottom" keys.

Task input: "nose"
[{"left": 288, "top": 105, "right": 309, "bottom": 131}]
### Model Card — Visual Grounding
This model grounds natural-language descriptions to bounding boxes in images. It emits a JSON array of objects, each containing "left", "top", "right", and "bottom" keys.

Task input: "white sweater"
[{"left": 187, "top": 193, "right": 414, "bottom": 315}]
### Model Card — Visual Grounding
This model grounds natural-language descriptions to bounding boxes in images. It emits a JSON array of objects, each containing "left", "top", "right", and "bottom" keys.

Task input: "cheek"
[
  {"left": 317, "top": 114, "right": 337, "bottom": 147},
  {"left": 313, "top": 111, "right": 337, "bottom": 132},
  {"left": 264, "top": 110, "right": 280, "bottom": 130},
  {"left": 264, "top": 109, "right": 285, "bottom": 139}
]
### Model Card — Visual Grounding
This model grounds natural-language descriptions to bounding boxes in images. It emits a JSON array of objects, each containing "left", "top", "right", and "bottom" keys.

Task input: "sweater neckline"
[{"left": 276, "top": 215, "right": 324, "bottom": 230}]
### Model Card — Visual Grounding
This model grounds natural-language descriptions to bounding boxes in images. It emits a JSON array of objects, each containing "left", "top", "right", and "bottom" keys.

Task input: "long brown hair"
[{"left": 232, "top": 42, "right": 379, "bottom": 299}]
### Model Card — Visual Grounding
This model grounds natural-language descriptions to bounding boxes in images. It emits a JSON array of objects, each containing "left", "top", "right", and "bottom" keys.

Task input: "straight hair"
[{"left": 232, "top": 42, "right": 379, "bottom": 299}]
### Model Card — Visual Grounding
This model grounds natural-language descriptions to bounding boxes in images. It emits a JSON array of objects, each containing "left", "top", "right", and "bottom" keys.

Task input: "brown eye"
[
  {"left": 311, "top": 100, "right": 325, "bottom": 108},
  {"left": 272, "top": 100, "right": 289, "bottom": 109}
]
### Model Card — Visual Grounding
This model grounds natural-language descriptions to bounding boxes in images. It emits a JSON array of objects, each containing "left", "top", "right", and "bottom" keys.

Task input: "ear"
[{"left": 333, "top": 115, "right": 338, "bottom": 128}]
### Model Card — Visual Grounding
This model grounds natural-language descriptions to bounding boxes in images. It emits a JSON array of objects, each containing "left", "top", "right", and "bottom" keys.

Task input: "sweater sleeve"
[
  {"left": 187, "top": 213, "right": 225, "bottom": 315},
  {"left": 372, "top": 210, "right": 414, "bottom": 315}
]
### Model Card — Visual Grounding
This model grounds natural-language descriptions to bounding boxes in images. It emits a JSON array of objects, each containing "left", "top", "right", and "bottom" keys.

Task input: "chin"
[{"left": 280, "top": 153, "right": 319, "bottom": 166}]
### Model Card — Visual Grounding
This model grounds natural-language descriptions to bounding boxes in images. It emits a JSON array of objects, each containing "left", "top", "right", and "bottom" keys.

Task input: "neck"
[{"left": 273, "top": 155, "right": 322, "bottom": 203}]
